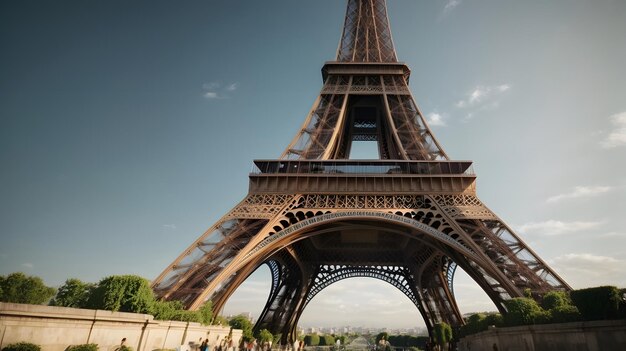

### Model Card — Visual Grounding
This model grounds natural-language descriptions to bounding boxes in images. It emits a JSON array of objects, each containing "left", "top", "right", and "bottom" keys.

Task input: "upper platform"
[
  {"left": 249, "top": 160, "right": 476, "bottom": 195},
  {"left": 321, "top": 61, "right": 411, "bottom": 83}
]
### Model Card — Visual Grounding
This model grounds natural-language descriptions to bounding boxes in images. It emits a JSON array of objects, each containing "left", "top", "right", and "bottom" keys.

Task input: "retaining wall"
[
  {"left": 0, "top": 303, "right": 241, "bottom": 351},
  {"left": 458, "top": 319, "right": 626, "bottom": 351}
]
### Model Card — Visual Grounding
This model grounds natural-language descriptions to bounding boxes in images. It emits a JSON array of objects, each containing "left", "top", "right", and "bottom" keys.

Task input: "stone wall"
[
  {"left": 458, "top": 319, "right": 626, "bottom": 351},
  {"left": 0, "top": 303, "right": 241, "bottom": 351}
]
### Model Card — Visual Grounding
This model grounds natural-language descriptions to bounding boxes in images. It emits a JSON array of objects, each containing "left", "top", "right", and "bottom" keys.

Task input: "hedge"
[
  {"left": 1, "top": 343, "right": 41, "bottom": 351},
  {"left": 65, "top": 344, "right": 98, "bottom": 351},
  {"left": 570, "top": 286, "right": 622, "bottom": 321}
]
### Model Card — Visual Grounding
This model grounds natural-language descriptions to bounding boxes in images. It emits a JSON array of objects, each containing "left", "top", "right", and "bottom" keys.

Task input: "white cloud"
[
  {"left": 226, "top": 83, "right": 238, "bottom": 91},
  {"left": 444, "top": 0, "right": 462, "bottom": 13},
  {"left": 469, "top": 87, "right": 486, "bottom": 104},
  {"left": 426, "top": 112, "right": 446, "bottom": 126},
  {"left": 456, "top": 84, "right": 511, "bottom": 121},
  {"left": 546, "top": 185, "right": 612, "bottom": 203},
  {"left": 162, "top": 224, "right": 177, "bottom": 230},
  {"left": 600, "top": 111, "right": 626, "bottom": 148},
  {"left": 550, "top": 253, "right": 625, "bottom": 288},
  {"left": 517, "top": 219, "right": 602, "bottom": 236},
  {"left": 497, "top": 84, "right": 510, "bottom": 92},
  {"left": 202, "top": 81, "right": 238, "bottom": 100},
  {"left": 21, "top": 263, "right": 34, "bottom": 269}
]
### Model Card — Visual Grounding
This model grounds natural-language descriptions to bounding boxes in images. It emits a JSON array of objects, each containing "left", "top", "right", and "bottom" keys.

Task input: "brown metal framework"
[{"left": 152, "top": 0, "right": 570, "bottom": 343}]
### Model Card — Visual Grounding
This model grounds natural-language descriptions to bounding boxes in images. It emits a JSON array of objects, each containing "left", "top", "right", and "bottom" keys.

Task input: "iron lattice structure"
[{"left": 153, "top": 0, "right": 570, "bottom": 342}]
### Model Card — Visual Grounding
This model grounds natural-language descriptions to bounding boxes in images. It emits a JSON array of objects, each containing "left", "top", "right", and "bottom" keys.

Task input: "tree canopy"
[
  {"left": 50, "top": 278, "right": 94, "bottom": 308},
  {"left": 229, "top": 315, "right": 253, "bottom": 341},
  {"left": 86, "top": 275, "right": 155, "bottom": 313},
  {"left": 0, "top": 272, "right": 56, "bottom": 305}
]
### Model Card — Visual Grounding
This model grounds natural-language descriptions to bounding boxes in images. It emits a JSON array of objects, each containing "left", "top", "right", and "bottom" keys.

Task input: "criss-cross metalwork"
[{"left": 152, "top": 0, "right": 570, "bottom": 344}]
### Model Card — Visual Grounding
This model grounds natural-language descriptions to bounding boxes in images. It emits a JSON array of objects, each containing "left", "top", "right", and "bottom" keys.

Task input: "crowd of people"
[{"left": 195, "top": 335, "right": 236, "bottom": 351}]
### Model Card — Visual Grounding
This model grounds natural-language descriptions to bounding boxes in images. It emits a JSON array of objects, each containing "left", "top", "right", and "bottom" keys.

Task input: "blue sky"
[{"left": 2, "top": 0, "right": 625, "bottom": 329}]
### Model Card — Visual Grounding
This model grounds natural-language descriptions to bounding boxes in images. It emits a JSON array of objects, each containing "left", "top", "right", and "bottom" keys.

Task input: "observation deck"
[{"left": 249, "top": 160, "right": 476, "bottom": 195}]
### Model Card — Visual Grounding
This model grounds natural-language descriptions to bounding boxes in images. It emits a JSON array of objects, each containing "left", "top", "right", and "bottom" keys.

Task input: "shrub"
[
  {"left": 256, "top": 329, "right": 273, "bottom": 343},
  {"left": 153, "top": 300, "right": 185, "bottom": 321},
  {"left": 304, "top": 334, "right": 320, "bottom": 346},
  {"left": 570, "top": 286, "right": 622, "bottom": 321},
  {"left": 619, "top": 289, "right": 626, "bottom": 318},
  {"left": 541, "top": 290, "right": 571, "bottom": 310},
  {"left": 484, "top": 313, "right": 503, "bottom": 327},
  {"left": 1, "top": 342, "right": 41, "bottom": 351},
  {"left": 432, "top": 322, "right": 453, "bottom": 348},
  {"left": 65, "top": 344, "right": 98, "bottom": 351},
  {"left": 550, "top": 304, "right": 581, "bottom": 323},
  {"left": 169, "top": 309, "right": 202, "bottom": 323},
  {"left": 461, "top": 313, "right": 486, "bottom": 336},
  {"left": 229, "top": 315, "right": 253, "bottom": 342},
  {"left": 198, "top": 300, "right": 213, "bottom": 325},
  {"left": 319, "top": 335, "right": 335, "bottom": 346},
  {"left": 502, "top": 297, "right": 546, "bottom": 326}
]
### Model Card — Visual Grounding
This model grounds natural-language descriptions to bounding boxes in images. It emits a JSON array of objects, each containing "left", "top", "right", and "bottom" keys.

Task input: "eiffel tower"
[{"left": 152, "top": 0, "right": 570, "bottom": 342}]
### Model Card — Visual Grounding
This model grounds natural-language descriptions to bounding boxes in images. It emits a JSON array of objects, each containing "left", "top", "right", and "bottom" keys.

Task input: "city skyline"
[{"left": 2, "top": 0, "right": 626, "bottom": 330}]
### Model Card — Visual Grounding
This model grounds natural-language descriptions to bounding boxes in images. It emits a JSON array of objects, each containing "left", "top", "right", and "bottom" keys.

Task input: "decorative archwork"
[{"left": 304, "top": 265, "right": 421, "bottom": 308}]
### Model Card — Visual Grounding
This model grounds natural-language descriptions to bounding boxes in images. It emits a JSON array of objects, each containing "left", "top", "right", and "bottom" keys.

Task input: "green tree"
[
  {"left": 198, "top": 300, "right": 213, "bottom": 325},
  {"left": 50, "top": 278, "right": 95, "bottom": 308},
  {"left": 0, "top": 272, "right": 56, "bottom": 305},
  {"left": 432, "top": 322, "right": 453, "bottom": 350},
  {"left": 229, "top": 315, "right": 253, "bottom": 342},
  {"left": 541, "top": 290, "right": 571, "bottom": 310},
  {"left": 214, "top": 315, "right": 229, "bottom": 326},
  {"left": 86, "top": 275, "right": 155, "bottom": 313},
  {"left": 257, "top": 329, "right": 273, "bottom": 343},
  {"left": 502, "top": 297, "right": 549, "bottom": 326}
]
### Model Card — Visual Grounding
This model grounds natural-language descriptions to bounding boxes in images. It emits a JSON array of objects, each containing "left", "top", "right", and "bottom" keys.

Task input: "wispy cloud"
[
  {"left": 600, "top": 111, "right": 626, "bottom": 148},
  {"left": 443, "top": 0, "right": 462, "bottom": 14},
  {"left": 426, "top": 112, "right": 446, "bottom": 127},
  {"left": 456, "top": 84, "right": 510, "bottom": 120},
  {"left": 550, "top": 253, "right": 625, "bottom": 287},
  {"left": 546, "top": 185, "right": 612, "bottom": 203},
  {"left": 21, "top": 263, "right": 34, "bottom": 269},
  {"left": 600, "top": 231, "right": 626, "bottom": 238},
  {"left": 226, "top": 83, "right": 238, "bottom": 91},
  {"left": 162, "top": 224, "right": 177, "bottom": 230},
  {"left": 202, "top": 81, "right": 238, "bottom": 99},
  {"left": 517, "top": 219, "right": 602, "bottom": 236}
]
